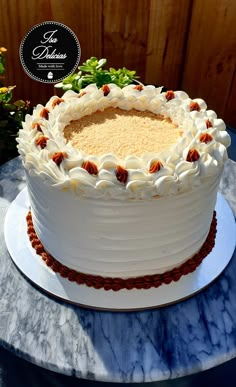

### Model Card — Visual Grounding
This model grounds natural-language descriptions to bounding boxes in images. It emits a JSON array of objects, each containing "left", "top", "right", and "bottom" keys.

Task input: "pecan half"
[
  {"left": 51, "top": 152, "right": 68, "bottom": 166},
  {"left": 32, "top": 123, "right": 42, "bottom": 132},
  {"left": 149, "top": 160, "right": 163, "bottom": 173},
  {"left": 166, "top": 90, "right": 175, "bottom": 101},
  {"left": 52, "top": 98, "right": 64, "bottom": 108},
  {"left": 190, "top": 102, "right": 200, "bottom": 112},
  {"left": 39, "top": 108, "right": 50, "bottom": 119},
  {"left": 82, "top": 160, "right": 98, "bottom": 175},
  {"left": 133, "top": 84, "right": 143, "bottom": 91},
  {"left": 186, "top": 148, "right": 200, "bottom": 162},
  {"left": 206, "top": 119, "right": 213, "bottom": 128},
  {"left": 35, "top": 136, "right": 49, "bottom": 149},
  {"left": 101, "top": 84, "right": 110, "bottom": 96},
  {"left": 115, "top": 165, "right": 128, "bottom": 184},
  {"left": 199, "top": 133, "right": 213, "bottom": 143}
]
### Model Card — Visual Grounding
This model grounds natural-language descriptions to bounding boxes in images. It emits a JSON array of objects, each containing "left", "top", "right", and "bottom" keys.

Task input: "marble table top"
[{"left": 0, "top": 157, "right": 235, "bottom": 383}]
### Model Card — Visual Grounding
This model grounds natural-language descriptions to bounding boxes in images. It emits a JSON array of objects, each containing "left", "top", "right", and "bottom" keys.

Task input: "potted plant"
[
  {"left": 0, "top": 47, "right": 31, "bottom": 165},
  {"left": 55, "top": 56, "right": 139, "bottom": 93}
]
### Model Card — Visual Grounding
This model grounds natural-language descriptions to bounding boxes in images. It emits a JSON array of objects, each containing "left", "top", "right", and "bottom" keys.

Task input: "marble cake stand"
[{"left": 0, "top": 157, "right": 236, "bottom": 383}]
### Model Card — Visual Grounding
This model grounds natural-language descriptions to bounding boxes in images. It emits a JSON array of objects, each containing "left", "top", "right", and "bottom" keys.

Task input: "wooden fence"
[{"left": 1, "top": 0, "right": 236, "bottom": 127}]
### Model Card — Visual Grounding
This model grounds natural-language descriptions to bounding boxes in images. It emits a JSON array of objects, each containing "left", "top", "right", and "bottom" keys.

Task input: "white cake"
[{"left": 17, "top": 83, "right": 230, "bottom": 290}]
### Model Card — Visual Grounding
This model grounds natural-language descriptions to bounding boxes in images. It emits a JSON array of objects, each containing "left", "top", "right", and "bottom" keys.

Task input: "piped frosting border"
[
  {"left": 17, "top": 84, "right": 230, "bottom": 199},
  {"left": 26, "top": 210, "right": 217, "bottom": 291}
]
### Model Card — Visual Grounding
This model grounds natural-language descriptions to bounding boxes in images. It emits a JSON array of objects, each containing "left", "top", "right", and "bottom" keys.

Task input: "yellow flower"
[
  {"left": 0, "top": 86, "right": 16, "bottom": 94},
  {"left": 0, "top": 87, "right": 8, "bottom": 93},
  {"left": 0, "top": 47, "right": 7, "bottom": 53}
]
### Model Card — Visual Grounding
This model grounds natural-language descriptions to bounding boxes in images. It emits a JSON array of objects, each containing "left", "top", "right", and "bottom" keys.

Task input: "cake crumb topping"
[{"left": 64, "top": 108, "right": 179, "bottom": 159}]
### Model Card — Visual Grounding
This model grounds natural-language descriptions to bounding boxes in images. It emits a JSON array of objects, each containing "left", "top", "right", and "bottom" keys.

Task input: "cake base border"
[
  {"left": 25, "top": 211, "right": 217, "bottom": 291},
  {"left": 4, "top": 188, "right": 236, "bottom": 311}
]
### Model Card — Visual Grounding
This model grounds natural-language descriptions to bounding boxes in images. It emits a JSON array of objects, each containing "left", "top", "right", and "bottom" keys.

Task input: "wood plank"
[
  {"left": 51, "top": 0, "right": 103, "bottom": 64},
  {"left": 102, "top": 0, "right": 150, "bottom": 81},
  {"left": 1, "top": 0, "right": 55, "bottom": 106},
  {"left": 145, "top": 0, "right": 191, "bottom": 88},
  {"left": 182, "top": 0, "right": 236, "bottom": 126}
]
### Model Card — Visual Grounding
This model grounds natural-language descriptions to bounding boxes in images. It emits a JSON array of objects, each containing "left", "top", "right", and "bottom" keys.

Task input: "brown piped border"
[{"left": 26, "top": 211, "right": 217, "bottom": 292}]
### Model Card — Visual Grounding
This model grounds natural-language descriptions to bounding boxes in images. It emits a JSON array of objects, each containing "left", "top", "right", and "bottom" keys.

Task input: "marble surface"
[{"left": 0, "top": 157, "right": 236, "bottom": 384}]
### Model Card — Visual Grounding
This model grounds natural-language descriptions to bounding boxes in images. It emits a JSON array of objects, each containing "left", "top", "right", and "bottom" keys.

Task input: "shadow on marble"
[
  {"left": 0, "top": 157, "right": 25, "bottom": 204},
  {"left": 0, "top": 344, "right": 236, "bottom": 387},
  {"left": 227, "top": 126, "right": 236, "bottom": 161}
]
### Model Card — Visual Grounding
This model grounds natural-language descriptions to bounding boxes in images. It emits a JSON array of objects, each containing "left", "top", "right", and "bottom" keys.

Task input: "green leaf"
[
  {"left": 54, "top": 56, "right": 139, "bottom": 93},
  {"left": 0, "top": 90, "right": 12, "bottom": 103},
  {"left": 78, "top": 65, "right": 94, "bottom": 73},
  {"left": 14, "top": 100, "right": 26, "bottom": 108},
  {"left": 0, "top": 119, "right": 8, "bottom": 128},
  {"left": 96, "top": 58, "right": 107, "bottom": 69},
  {"left": 0, "top": 62, "right": 5, "bottom": 75},
  {"left": 62, "top": 84, "right": 73, "bottom": 91},
  {"left": 95, "top": 71, "right": 112, "bottom": 87},
  {"left": 3, "top": 103, "right": 16, "bottom": 111}
]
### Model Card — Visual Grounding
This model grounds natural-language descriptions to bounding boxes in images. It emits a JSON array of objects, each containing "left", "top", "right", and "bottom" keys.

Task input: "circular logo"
[{"left": 19, "top": 21, "right": 81, "bottom": 83}]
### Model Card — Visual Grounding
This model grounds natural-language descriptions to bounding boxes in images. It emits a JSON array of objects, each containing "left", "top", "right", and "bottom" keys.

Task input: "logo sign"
[{"left": 19, "top": 21, "right": 81, "bottom": 83}]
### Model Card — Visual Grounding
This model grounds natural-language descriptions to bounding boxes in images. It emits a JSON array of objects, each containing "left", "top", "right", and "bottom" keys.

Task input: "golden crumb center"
[{"left": 64, "top": 108, "right": 179, "bottom": 159}]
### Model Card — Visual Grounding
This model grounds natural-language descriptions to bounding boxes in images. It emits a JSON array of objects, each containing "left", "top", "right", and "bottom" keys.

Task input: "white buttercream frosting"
[
  {"left": 17, "top": 84, "right": 230, "bottom": 279},
  {"left": 17, "top": 84, "right": 230, "bottom": 200},
  {"left": 26, "top": 171, "right": 221, "bottom": 277}
]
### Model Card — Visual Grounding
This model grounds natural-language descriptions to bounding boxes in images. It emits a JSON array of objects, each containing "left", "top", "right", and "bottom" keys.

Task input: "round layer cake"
[{"left": 17, "top": 83, "right": 230, "bottom": 287}]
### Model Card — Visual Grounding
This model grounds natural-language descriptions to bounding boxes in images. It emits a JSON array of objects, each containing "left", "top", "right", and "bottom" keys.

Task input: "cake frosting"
[{"left": 17, "top": 83, "right": 231, "bottom": 284}]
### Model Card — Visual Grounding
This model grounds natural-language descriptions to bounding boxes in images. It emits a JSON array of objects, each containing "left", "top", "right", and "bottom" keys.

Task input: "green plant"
[
  {"left": 0, "top": 47, "right": 31, "bottom": 165},
  {"left": 55, "top": 56, "right": 139, "bottom": 92},
  {"left": 0, "top": 46, "right": 7, "bottom": 76}
]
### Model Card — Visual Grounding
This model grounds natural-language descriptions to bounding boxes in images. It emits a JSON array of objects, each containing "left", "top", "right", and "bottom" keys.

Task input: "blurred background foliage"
[{"left": 0, "top": 47, "right": 31, "bottom": 165}]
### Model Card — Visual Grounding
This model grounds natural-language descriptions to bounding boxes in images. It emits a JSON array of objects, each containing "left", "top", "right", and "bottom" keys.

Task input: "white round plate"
[{"left": 4, "top": 188, "right": 236, "bottom": 311}]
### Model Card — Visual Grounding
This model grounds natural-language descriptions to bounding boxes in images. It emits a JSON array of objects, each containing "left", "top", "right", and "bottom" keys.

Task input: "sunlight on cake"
[{"left": 64, "top": 107, "right": 180, "bottom": 158}]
